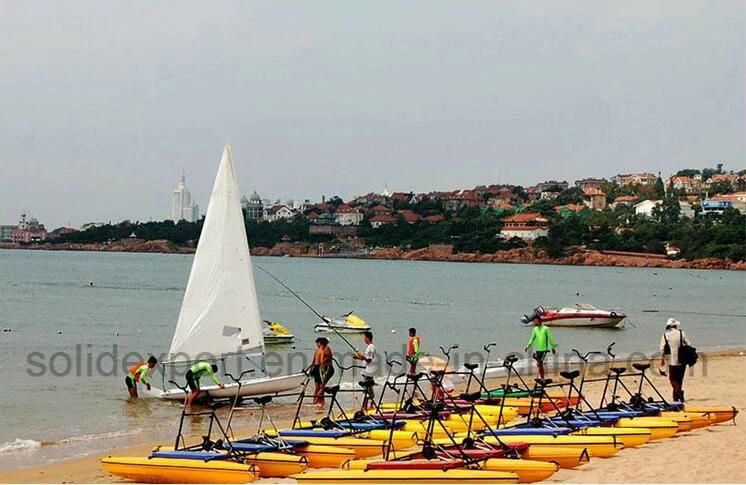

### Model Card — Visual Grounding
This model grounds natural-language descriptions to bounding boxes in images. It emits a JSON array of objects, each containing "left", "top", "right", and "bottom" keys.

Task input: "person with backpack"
[{"left": 659, "top": 318, "right": 695, "bottom": 402}]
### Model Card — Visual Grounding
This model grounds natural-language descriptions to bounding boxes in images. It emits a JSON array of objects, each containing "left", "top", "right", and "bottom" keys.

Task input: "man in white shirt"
[
  {"left": 659, "top": 318, "right": 692, "bottom": 402},
  {"left": 354, "top": 331, "right": 376, "bottom": 409}
]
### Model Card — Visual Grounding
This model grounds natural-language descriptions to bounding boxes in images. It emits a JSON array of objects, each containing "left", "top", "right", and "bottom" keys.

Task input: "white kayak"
[{"left": 143, "top": 373, "right": 306, "bottom": 400}]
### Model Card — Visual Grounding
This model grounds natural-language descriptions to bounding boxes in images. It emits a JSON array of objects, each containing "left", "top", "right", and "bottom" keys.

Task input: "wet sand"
[{"left": 1, "top": 351, "right": 743, "bottom": 484}]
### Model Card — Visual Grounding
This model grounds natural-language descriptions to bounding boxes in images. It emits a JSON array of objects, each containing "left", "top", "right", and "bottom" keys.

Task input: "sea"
[{"left": 0, "top": 248, "right": 744, "bottom": 470}]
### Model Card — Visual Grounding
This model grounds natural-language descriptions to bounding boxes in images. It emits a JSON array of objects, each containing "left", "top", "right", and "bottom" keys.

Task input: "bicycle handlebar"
[
  {"left": 483, "top": 342, "right": 496, "bottom": 353},
  {"left": 572, "top": 349, "right": 605, "bottom": 361},
  {"left": 169, "top": 380, "right": 188, "bottom": 393},
  {"left": 607, "top": 342, "right": 616, "bottom": 358},
  {"left": 224, "top": 369, "right": 255, "bottom": 383},
  {"left": 384, "top": 351, "right": 402, "bottom": 368},
  {"left": 440, "top": 344, "right": 459, "bottom": 357},
  {"left": 332, "top": 357, "right": 365, "bottom": 371}
]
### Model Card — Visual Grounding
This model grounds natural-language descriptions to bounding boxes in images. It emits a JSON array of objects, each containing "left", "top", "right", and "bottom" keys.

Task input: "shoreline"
[
  {"left": 2, "top": 242, "right": 745, "bottom": 271},
  {"left": 1, "top": 349, "right": 743, "bottom": 483}
]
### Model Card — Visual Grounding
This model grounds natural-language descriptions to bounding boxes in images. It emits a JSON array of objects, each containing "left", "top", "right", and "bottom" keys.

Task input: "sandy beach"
[{"left": 1, "top": 350, "right": 743, "bottom": 484}]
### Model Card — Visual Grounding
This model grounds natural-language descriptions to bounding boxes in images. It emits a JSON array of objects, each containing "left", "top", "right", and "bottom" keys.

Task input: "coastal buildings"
[
  {"left": 667, "top": 175, "right": 703, "bottom": 194},
  {"left": 171, "top": 174, "right": 199, "bottom": 222},
  {"left": 0, "top": 225, "right": 16, "bottom": 242},
  {"left": 10, "top": 213, "right": 48, "bottom": 243},
  {"left": 612, "top": 173, "right": 657, "bottom": 186},
  {"left": 583, "top": 187, "right": 607, "bottom": 211},
  {"left": 700, "top": 192, "right": 746, "bottom": 215},
  {"left": 263, "top": 205, "right": 294, "bottom": 222},
  {"left": 241, "top": 191, "right": 264, "bottom": 221},
  {"left": 335, "top": 204, "right": 363, "bottom": 226},
  {"left": 634, "top": 200, "right": 662, "bottom": 218},
  {"left": 575, "top": 178, "right": 607, "bottom": 190},
  {"left": 500, "top": 212, "right": 549, "bottom": 240}
]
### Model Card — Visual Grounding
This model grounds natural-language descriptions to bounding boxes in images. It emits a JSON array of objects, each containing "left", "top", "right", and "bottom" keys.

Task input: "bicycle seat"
[
  {"left": 534, "top": 378, "right": 552, "bottom": 386},
  {"left": 254, "top": 396, "right": 273, "bottom": 406},
  {"left": 459, "top": 391, "right": 481, "bottom": 402},
  {"left": 410, "top": 372, "right": 426, "bottom": 382},
  {"left": 324, "top": 385, "right": 340, "bottom": 395},
  {"left": 560, "top": 370, "right": 580, "bottom": 380},
  {"left": 610, "top": 367, "right": 627, "bottom": 375},
  {"left": 632, "top": 363, "right": 650, "bottom": 371},
  {"left": 464, "top": 363, "right": 479, "bottom": 370},
  {"left": 505, "top": 355, "right": 519, "bottom": 364},
  {"left": 358, "top": 380, "right": 375, "bottom": 389}
]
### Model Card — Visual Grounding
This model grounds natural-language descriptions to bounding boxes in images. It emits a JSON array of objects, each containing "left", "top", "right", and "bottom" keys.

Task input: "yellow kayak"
[
  {"left": 684, "top": 405, "right": 738, "bottom": 425},
  {"left": 659, "top": 411, "right": 711, "bottom": 430},
  {"left": 295, "top": 444, "right": 356, "bottom": 468},
  {"left": 344, "top": 457, "right": 557, "bottom": 483},
  {"left": 573, "top": 426, "right": 652, "bottom": 448},
  {"left": 292, "top": 468, "right": 518, "bottom": 484},
  {"left": 100, "top": 456, "right": 259, "bottom": 484},
  {"left": 519, "top": 445, "right": 590, "bottom": 469},
  {"left": 366, "top": 429, "right": 419, "bottom": 448},
  {"left": 614, "top": 418, "right": 679, "bottom": 440},
  {"left": 399, "top": 420, "right": 453, "bottom": 438},
  {"left": 264, "top": 433, "right": 386, "bottom": 458},
  {"left": 242, "top": 452, "right": 307, "bottom": 477},
  {"left": 482, "top": 458, "right": 560, "bottom": 483},
  {"left": 481, "top": 434, "right": 620, "bottom": 458}
]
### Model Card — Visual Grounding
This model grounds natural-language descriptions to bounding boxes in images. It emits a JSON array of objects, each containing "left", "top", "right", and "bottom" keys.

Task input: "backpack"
[{"left": 664, "top": 330, "right": 698, "bottom": 367}]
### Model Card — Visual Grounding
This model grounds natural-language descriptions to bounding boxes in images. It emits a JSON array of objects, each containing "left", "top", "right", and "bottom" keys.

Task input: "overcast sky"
[{"left": 1, "top": 1, "right": 743, "bottom": 228}]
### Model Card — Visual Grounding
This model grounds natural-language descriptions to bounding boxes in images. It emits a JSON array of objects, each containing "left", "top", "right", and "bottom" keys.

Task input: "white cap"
[{"left": 666, "top": 318, "right": 680, "bottom": 329}]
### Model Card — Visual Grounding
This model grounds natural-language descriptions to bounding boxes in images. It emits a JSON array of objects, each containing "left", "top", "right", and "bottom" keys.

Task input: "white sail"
[{"left": 168, "top": 144, "right": 264, "bottom": 362}]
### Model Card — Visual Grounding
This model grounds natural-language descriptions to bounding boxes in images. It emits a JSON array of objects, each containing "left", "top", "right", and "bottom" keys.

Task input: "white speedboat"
[
  {"left": 263, "top": 320, "right": 295, "bottom": 344},
  {"left": 522, "top": 304, "right": 626, "bottom": 328},
  {"left": 314, "top": 311, "right": 371, "bottom": 333}
]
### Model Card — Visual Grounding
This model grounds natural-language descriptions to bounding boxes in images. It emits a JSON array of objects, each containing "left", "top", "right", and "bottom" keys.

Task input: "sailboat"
[{"left": 146, "top": 144, "right": 306, "bottom": 400}]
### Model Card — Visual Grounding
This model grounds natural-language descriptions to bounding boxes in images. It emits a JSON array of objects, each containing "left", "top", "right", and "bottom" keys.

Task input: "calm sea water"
[{"left": 0, "top": 249, "right": 744, "bottom": 469}]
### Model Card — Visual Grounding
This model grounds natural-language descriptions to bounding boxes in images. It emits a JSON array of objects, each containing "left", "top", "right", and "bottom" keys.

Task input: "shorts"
[
  {"left": 125, "top": 375, "right": 136, "bottom": 390},
  {"left": 533, "top": 351, "right": 548, "bottom": 363},
  {"left": 185, "top": 370, "right": 199, "bottom": 392},
  {"left": 311, "top": 365, "right": 335, "bottom": 385}
]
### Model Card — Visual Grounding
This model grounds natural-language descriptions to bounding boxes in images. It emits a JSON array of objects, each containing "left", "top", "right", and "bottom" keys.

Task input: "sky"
[{"left": 0, "top": 1, "right": 744, "bottom": 228}]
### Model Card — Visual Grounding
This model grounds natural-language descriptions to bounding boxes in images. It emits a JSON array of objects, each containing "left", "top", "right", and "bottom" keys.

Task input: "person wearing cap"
[{"left": 659, "top": 318, "right": 692, "bottom": 402}]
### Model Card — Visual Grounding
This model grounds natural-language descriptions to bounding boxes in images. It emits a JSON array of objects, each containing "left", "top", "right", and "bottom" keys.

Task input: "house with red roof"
[
  {"left": 500, "top": 212, "right": 549, "bottom": 240},
  {"left": 397, "top": 210, "right": 419, "bottom": 224},
  {"left": 370, "top": 214, "right": 396, "bottom": 228},
  {"left": 335, "top": 204, "right": 363, "bottom": 226},
  {"left": 583, "top": 187, "right": 607, "bottom": 210}
]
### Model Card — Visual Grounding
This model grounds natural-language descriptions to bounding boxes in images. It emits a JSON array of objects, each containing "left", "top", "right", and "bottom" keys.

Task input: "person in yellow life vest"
[
  {"left": 125, "top": 356, "right": 158, "bottom": 398},
  {"left": 185, "top": 361, "right": 225, "bottom": 406},
  {"left": 406, "top": 327, "right": 421, "bottom": 374}
]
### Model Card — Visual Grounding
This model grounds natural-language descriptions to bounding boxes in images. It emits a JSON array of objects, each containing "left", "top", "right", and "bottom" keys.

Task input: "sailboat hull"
[{"left": 149, "top": 373, "right": 306, "bottom": 400}]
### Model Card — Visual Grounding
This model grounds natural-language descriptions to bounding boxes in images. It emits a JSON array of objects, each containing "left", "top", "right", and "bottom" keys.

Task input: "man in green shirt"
[
  {"left": 185, "top": 361, "right": 224, "bottom": 406},
  {"left": 524, "top": 320, "right": 557, "bottom": 379}
]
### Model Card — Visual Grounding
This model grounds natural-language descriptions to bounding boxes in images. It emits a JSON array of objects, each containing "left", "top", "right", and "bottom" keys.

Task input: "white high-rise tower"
[{"left": 171, "top": 172, "right": 199, "bottom": 222}]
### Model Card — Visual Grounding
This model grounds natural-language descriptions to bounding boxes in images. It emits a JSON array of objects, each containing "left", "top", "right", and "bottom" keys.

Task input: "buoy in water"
[{"left": 391, "top": 329, "right": 397, "bottom": 334}]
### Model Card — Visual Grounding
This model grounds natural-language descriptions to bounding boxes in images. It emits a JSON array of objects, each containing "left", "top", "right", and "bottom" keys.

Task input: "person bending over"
[{"left": 185, "top": 361, "right": 224, "bottom": 406}]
